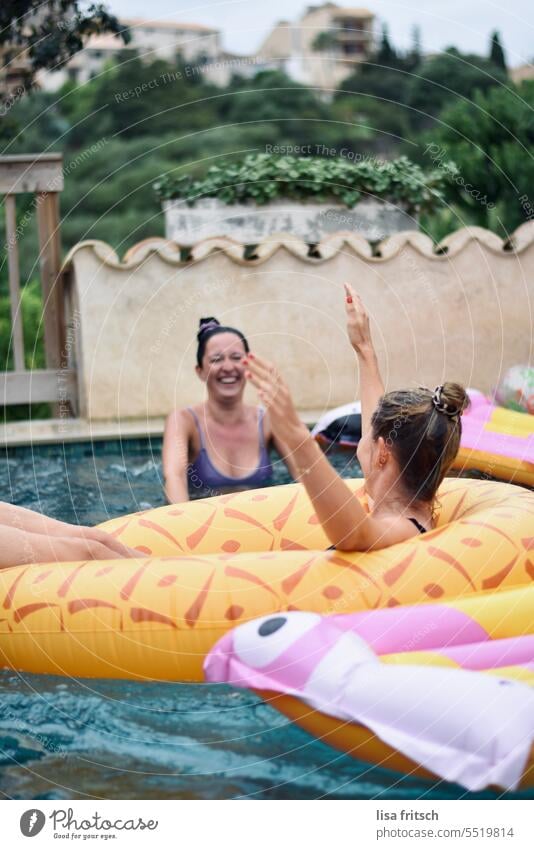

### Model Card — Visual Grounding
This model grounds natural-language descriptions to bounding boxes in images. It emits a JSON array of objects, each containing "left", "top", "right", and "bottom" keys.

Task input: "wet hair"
[
  {"left": 196, "top": 317, "right": 249, "bottom": 367},
  {"left": 370, "top": 383, "right": 470, "bottom": 504}
]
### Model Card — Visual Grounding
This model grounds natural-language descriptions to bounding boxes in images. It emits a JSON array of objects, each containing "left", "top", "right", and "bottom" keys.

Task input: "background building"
[
  {"left": 257, "top": 4, "right": 376, "bottom": 88},
  {"left": 37, "top": 17, "right": 223, "bottom": 91}
]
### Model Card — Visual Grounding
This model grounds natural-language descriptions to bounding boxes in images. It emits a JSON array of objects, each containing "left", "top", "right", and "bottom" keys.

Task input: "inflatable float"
[
  {"left": 205, "top": 603, "right": 534, "bottom": 791},
  {"left": 312, "top": 390, "right": 534, "bottom": 487},
  {"left": 311, "top": 401, "right": 362, "bottom": 449},
  {"left": 454, "top": 389, "right": 534, "bottom": 487},
  {"left": 496, "top": 365, "right": 534, "bottom": 414},
  {"left": 0, "top": 477, "right": 533, "bottom": 682}
]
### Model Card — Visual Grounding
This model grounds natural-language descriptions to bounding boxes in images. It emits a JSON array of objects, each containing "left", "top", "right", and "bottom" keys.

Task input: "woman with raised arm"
[
  {"left": 0, "top": 501, "right": 144, "bottom": 570},
  {"left": 162, "top": 318, "right": 297, "bottom": 503},
  {"left": 244, "top": 283, "right": 469, "bottom": 552}
]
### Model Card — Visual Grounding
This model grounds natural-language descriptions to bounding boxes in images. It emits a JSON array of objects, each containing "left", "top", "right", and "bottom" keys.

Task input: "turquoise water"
[{"left": 0, "top": 440, "right": 531, "bottom": 800}]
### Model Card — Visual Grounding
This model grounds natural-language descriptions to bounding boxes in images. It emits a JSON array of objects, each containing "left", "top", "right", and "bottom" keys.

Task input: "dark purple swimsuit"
[{"left": 186, "top": 407, "right": 273, "bottom": 496}]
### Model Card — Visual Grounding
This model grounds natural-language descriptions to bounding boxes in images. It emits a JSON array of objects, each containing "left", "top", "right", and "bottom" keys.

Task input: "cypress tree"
[
  {"left": 489, "top": 31, "right": 507, "bottom": 71},
  {"left": 406, "top": 24, "right": 422, "bottom": 70},
  {"left": 376, "top": 23, "right": 397, "bottom": 65}
]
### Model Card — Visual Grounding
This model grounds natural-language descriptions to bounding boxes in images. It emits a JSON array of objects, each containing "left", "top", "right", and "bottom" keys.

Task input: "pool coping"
[{"left": 1, "top": 411, "right": 324, "bottom": 448}]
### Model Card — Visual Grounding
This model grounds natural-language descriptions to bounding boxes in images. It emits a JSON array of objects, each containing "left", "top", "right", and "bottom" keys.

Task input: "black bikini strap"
[{"left": 408, "top": 517, "right": 427, "bottom": 534}]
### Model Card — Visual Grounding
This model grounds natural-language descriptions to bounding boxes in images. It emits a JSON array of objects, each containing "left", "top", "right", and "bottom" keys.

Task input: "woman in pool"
[
  {"left": 245, "top": 283, "right": 469, "bottom": 551},
  {"left": 0, "top": 501, "right": 141, "bottom": 569},
  {"left": 163, "top": 318, "right": 297, "bottom": 502}
]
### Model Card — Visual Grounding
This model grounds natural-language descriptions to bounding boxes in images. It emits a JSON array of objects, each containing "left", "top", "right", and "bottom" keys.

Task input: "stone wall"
[{"left": 62, "top": 223, "right": 534, "bottom": 421}]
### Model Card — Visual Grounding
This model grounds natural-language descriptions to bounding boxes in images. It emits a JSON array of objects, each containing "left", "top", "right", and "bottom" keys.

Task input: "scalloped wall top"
[{"left": 61, "top": 222, "right": 534, "bottom": 272}]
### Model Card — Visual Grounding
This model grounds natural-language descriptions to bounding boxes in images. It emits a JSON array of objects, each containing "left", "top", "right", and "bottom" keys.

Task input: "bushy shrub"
[{"left": 155, "top": 153, "right": 456, "bottom": 214}]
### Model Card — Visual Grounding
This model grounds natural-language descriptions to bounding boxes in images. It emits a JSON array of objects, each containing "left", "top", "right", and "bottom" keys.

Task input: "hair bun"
[
  {"left": 432, "top": 382, "right": 470, "bottom": 419},
  {"left": 198, "top": 317, "right": 220, "bottom": 339}
]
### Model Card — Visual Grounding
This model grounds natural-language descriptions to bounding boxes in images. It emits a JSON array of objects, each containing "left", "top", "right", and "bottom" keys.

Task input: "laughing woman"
[{"left": 162, "top": 318, "right": 297, "bottom": 503}]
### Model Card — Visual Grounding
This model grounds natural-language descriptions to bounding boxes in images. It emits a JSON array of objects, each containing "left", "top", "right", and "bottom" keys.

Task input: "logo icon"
[{"left": 20, "top": 809, "right": 46, "bottom": 837}]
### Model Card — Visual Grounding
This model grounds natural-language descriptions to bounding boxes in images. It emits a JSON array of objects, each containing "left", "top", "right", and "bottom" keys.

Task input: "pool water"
[{"left": 0, "top": 440, "right": 531, "bottom": 800}]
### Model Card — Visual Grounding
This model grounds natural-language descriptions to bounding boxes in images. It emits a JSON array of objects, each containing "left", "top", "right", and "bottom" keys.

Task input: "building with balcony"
[{"left": 256, "top": 4, "right": 375, "bottom": 89}]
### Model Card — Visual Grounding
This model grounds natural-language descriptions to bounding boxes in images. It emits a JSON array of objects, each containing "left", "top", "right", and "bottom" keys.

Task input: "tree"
[
  {"left": 406, "top": 24, "right": 422, "bottom": 71},
  {"left": 489, "top": 30, "right": 507, "bottom": 72},
  {"left": 407, "top": 48, "right": 508, "bottom": 127},
  {"left": 0, "top": 1, "right": 128, "bottom": 98},
  {"left": 428, "top": 81, "right": 534, "bottom": 232},
  {"left": 311, "top": 31, "right": 338, "bottom": 52},
  {"left": 375, "top": 23, "right": 397, "bottom": 66},
  {"left": 221, "top": 70, "right": 330, "bottom": 141}
]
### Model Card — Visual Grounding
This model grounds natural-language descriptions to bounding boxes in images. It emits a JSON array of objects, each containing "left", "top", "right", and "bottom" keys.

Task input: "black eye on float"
[{"left": 258, "top": 616, "right": 287, "bottom": 637}]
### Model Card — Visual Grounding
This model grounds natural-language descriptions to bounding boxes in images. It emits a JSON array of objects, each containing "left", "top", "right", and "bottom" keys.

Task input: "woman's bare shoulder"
[{"left": 165, "top": 407, "right": 196, "bottom": 435}]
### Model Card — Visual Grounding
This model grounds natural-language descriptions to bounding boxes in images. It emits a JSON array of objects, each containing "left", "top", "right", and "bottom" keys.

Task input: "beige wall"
[{"left": 63, "top": 223, "right": 534, "bottom": 421}]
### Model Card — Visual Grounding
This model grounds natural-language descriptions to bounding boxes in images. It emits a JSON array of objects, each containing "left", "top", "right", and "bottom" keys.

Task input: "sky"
[{"left": 109, "top": 0, "right": 533, "bottom": 67}]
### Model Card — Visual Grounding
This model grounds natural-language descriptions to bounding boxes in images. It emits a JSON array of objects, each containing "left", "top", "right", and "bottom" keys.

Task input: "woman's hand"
[
  {"left": 79, "top": 527, "right": 149, "bottom": 558},
  {"left": 93, "top": 530, "right": 149, "bottom": 558},
  {"left": 344, "top": 282, "right": 374, "bottom": 355},
  {"left": 244, "top": 354, "right": 308, "bottom": 450}
]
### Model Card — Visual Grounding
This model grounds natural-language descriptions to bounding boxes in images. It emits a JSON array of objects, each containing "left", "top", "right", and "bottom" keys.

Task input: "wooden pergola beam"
[{"left": 0, "top": 154, "right": 63, "bottom": 194}]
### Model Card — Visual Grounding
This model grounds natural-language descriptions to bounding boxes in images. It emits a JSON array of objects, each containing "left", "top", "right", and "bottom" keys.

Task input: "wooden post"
[
  {"left": 36, "top": 190, "right": 64, "bottom": 371},
  {"left": 4, "top": 194, "right": 25, "bottom": 371}
]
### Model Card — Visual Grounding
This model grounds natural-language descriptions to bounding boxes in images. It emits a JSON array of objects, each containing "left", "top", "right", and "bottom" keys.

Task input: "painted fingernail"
[
  {"left": 346, "top": 296, "right": 353, "bottom": 303},
  {"left": 248, "top": 353, "right": 255, "bottom": 359}
]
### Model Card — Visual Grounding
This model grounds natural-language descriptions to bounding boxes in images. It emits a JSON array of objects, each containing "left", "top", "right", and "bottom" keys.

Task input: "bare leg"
[{"left": 0, "top": 502, "right": 147, "bottom": 566}]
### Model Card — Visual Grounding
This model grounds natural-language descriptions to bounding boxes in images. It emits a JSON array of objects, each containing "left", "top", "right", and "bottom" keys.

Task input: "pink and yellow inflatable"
[
  {"left": 205, "top": 594, "right": 534, "bottom": 791},
  {"left": 452, "top": 389, "right": 534, "bottom": 487},
  {"left": 0, "top": 478, "right": 533, "bottom": 685}
]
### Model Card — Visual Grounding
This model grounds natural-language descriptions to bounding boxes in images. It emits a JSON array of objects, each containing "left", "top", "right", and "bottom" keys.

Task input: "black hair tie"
[{"left": 432, "top": 385, "right": 461, "bottom": 419}]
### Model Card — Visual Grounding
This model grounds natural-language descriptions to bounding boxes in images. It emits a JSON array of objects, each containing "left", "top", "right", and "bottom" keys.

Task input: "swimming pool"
[{"left": 1, "top": 439, "right": 531, "bottom": 800}]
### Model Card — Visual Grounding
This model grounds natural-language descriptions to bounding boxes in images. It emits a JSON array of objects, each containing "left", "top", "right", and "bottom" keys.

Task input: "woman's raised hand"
[
  {"left": 244, "top": 354, "right": 307, "bottom": 449},
  {"left": 344, "top": 282, "right": 373, "bottom": 354}
]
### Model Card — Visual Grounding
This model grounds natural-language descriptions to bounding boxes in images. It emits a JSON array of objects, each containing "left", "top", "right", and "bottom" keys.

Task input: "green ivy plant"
[{"left": 154, "top": 154, "right": 457, "bottom": 214}]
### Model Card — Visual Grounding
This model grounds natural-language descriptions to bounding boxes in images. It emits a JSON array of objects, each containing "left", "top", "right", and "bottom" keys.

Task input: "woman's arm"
[
  {"left": 162, "top": 410, "right": 190, "bottom": 503},
  {"left": 344, "top": 283, "right": 385, "bottom": 435},
  {"left": 262, "top": 410, "right": 298, "bottom": 480},
  {"left": 244, "top": 354, "right": 417, "bottom": 551},
  {"left": 271, "top": 434, "right": 300, "bottom": 481}
]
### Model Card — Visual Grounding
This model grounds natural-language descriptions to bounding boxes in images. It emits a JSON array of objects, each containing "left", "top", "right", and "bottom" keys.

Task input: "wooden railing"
[{"left": 1, "top": 154, "right": 77, "bottom": 413}]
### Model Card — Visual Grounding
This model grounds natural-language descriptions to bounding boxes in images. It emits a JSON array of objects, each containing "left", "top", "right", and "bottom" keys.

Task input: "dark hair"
[
  {"left": 371, "top": 383, "right": 470, "bottom": 504},
  {"left": 196, "top": 317, "right": 249, "bottom": 367}
]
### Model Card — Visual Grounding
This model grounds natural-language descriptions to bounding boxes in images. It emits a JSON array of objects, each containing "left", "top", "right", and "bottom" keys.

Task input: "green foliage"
[
  {"left": 154, "top": 153, "right": 455, "bottom": 213},
  {"left": 337, "top": 20, "right": 422, "bottom": 128},
  {"left": 330, "top": 95, "right": 412, "bottom": 150},
  {"left": 0, "top": 279, "right": 45, "bottom": 370},
  {"left": 0, "top": 279, "right": 50, "bottom": 420},
  {"left": 311, "top": 31, "right": 338, "bottom": 52},
  {"left": 407, "top": 48, "right": 508, "bottom": 126},
  {"left": 0, "top": 18, "right": 525, "bottom": 423},
  {"left": 339, "top": 64, "right": 411, "bottom": 111},
  {"left": 376, "top": 24, "right": 398, "bottom": 66},
  {"left": 0, "top": 32, "right": 520, "bottom": 256},
  {"left": 218, "top": 71, "right": 330, "bottom": 139},
  {"left": 0, "top": 1, "right": 128, "bottom": 97},
  {"left": 407, "top": 25, "right": 422, "bottom": 70},
  {"left": 427, "top": 81, "right": 534, "bottom": 232},
  {"left": 61, "top": 52, "right": 217, "bottom": 146},
  {"left": 489, "top": 31, "right": 507, "bottom": 72}
]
